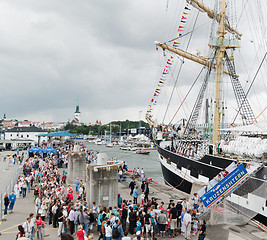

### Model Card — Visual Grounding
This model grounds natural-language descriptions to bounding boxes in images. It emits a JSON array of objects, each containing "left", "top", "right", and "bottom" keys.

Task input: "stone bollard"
[
  {"left": 86, "top": 156, "right": 118, "bottom": 208},
  {"left": 67, "top": 151, "right": 86, "bottom": 184}
]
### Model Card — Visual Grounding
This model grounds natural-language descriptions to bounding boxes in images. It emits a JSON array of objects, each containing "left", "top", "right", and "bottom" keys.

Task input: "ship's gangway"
[{"left": 198, "top": 162, "right": 264, "bottom": 220}]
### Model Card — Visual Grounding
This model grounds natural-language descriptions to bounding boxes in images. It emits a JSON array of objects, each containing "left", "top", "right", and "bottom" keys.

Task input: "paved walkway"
[
  {"left": 0, "top": 151, "right": 27, "bottom": 195},
  {"left": 0, "top": 170, "right": 266, "bottom": 239}
]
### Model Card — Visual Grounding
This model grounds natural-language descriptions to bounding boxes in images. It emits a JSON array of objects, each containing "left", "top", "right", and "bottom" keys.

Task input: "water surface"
[{"left": 84, "top": 142, "right": 164, "bottom": 183}]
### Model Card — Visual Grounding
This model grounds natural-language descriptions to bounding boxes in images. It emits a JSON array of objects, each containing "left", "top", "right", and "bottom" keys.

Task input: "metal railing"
[{"left": 0, "top": 153, "right": 25, "bottom": 221}]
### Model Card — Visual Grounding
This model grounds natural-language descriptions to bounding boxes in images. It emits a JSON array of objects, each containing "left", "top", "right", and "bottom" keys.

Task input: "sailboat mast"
[
  {"left": 110, "top": 123, "right": 112, "bottom": 141},
  {"left": 212, "top": 0, "right": 226, "bottom": 144}
]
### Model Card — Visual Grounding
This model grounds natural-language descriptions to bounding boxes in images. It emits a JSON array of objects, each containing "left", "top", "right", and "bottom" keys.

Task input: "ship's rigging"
[
  {"left": 146, "top": 0, "right": 267, "bottom": 144},
  {"left": 148, "top": 0, "right": 267, "bottom": 227}
]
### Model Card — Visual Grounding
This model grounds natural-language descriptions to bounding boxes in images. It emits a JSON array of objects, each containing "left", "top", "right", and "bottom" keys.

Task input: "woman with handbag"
[
  {"left": 35, "top": 214, "right": 46, "bottom": 240},
  {"left": 76, "top": 224, "right": 88, "bottom": 240}
]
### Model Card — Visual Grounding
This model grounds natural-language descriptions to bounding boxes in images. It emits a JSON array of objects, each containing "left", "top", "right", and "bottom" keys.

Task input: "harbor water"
[{"left": 85, "top": 142, "right": 164, "bottom": 183}]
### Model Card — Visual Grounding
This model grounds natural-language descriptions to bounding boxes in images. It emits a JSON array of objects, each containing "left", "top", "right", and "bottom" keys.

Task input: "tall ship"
[{"left": 146, "top": 0, "right": 267, "bottom": 225}]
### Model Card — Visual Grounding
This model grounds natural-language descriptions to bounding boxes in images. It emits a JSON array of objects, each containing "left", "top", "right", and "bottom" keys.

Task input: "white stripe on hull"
[{"left": 159, "top": 155, "right": 267, "bottom": 218}]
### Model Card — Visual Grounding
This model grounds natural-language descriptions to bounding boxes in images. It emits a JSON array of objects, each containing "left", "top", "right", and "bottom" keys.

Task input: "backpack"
[
  {"left": 34, "top": 189, "right": 38, "bottom": 196},
  {"left": 89, "top": 213, "right": 95, "bottom": 223},
  {"left": 112, "top": 225, "right": 120, "bottom": 239}
]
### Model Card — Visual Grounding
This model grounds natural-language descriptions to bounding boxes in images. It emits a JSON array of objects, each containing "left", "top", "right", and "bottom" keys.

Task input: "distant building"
[
  {"left": 42, "top": 122, "right": 65, "bottom": 131},
  {"left": 72, "top": 102, "right": 81, "bottom": 124},
  {"left": 95, "top": 120, "right": 102, "bottom": 126},
  {"left": 18, "top": 121, "right": 32, "bottom": 127},
  {"left": 87, "top": 120, "right": 102, "bottom": 126},
  {"left": 1, "top": 120, "right": 17, "bottom": 129},
  {"left": 5, "top": 126, "right": 47, "bottom": 143}
]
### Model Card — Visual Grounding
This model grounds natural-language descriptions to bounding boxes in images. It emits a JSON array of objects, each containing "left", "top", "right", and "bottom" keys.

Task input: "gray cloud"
[{"left": 0, "top": 0, "right": 266, "bottom": 125}]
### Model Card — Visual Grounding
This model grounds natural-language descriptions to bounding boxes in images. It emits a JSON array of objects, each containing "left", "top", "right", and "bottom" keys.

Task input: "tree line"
[{"left": 64, "top": 120, "right": 149, "bottom": 135}]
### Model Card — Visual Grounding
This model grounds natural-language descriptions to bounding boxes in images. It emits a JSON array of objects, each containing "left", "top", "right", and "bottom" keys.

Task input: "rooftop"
[{"left": 5, "top": 126, "right": 47, "bottom": 133}]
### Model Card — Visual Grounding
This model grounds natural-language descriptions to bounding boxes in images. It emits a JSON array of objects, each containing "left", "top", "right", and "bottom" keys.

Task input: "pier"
[{"left": 0, "top": 148, "right": 266, "bottom": 240}]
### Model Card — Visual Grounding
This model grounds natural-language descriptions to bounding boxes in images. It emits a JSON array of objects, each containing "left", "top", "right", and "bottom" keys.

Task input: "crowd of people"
[
  {"left": 2, "top": 142, "right": 206, "bottom": 240},
  {"left": 126, "top": 172, "right": 206, "bottom": 240}
]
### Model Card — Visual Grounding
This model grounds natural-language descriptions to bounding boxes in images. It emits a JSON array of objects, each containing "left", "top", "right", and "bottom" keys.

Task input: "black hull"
[
  {"left": 157, "top": 144, "right": 266, "bottom": 195},
  {"left": 160, "top": 160, "right": 192, "bottom": 194},
  {"left": 157, "top": 143, "right": 267, "bottom": 224}
]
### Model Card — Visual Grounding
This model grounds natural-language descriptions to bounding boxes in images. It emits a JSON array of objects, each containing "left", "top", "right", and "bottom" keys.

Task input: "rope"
[
  {"left": 150, "top": 167, "right": 189, "bottom": 191},
  {"left": 236, "top": 0, "right": 249, "bottom": 27},
  {"left": 162, "top": 11, "right": 200, "bottom": 123},
  {"left": 215, "top": 199, "right": 267, "bottom": 233},
  {"left": 164, "top": 21, "right": 209, "bottom": 44},
  {"left": 251, "top": 106, "right": 267, "bottom": 124},
  {"left": 169, "top": 67, "right": 204, "bottom": 124},
  {"left": 232, "top": 52, "right": 267, "bottom": 124}
]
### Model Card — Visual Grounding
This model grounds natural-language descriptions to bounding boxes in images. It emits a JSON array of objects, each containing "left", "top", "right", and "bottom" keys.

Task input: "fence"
[{"left": 0, "top": 152, "right": 25, "bottom": 221}]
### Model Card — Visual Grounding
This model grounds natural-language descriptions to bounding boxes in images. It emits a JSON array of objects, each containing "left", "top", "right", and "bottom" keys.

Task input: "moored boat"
[{"left": 136, "top": 149, "right": 150, "bottom": 155}]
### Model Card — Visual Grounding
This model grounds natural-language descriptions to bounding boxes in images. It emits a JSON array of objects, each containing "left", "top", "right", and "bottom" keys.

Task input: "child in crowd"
[
  {"left": 167, "top": 220, "right": 172, "bottom": 238},
  {"left": 140, "top": 192, "right": 145, "bottom": 206},
  {"left": 192, "top": 216, "right": 199, "bottom": 235}
]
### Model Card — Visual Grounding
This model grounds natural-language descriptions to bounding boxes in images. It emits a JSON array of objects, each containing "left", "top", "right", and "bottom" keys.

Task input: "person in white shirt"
[
  {"left": 29, "top": 213, "right": 35, "bottom": 240},
  {"left": 183, "top": 210, "right": 192, "bottom": 240},
  {"left": 118, "top": 169, "right": 123, "bottom": 182},
  {"left": 122, "top": 231, "right": 131, "bottom": 240},
  {"left": 192, "top": 193, "right": 199, "bottom": 210},
  {"left": 22, "top": 217, "right": 31, "bottom": 238},
  {"left": 110, "top": 213, "right": 119, "bottom": 226},
  {"left": 181, "top": 198, "right": 188, "bottom": 210},
  {"left": 26, "top": 176, "right": 31, "bottom": 193},
  {"left": 105, "top": 221, "right": 112, "bottom": 239},
  {"left": 68, "top": 206, "right": 75, "bottom": 235},
  {"left": 35, "top": 196, "right": 41, "bottom": 215},
  {"left": 14, "top": 182, "right": 20, "bottom": 199},
  {"left": 140, "top": 168, "right": 145, "bottom": 178}
]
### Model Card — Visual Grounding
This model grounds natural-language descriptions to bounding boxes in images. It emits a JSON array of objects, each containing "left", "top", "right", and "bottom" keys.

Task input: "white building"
[
  {"left": 73, "top": 103, "right": 81, "bottom": 123},
  {"left": 5, "top": 126, "right": 47, "bottom": 143}
]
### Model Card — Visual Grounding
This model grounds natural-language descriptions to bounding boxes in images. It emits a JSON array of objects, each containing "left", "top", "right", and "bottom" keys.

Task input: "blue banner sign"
[{"left": 201, "top": 164, "right": 248, "bottom": 208}]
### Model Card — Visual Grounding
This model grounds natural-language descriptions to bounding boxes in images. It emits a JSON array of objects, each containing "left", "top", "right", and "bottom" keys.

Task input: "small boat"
[
  {"left": 106, "top": 143, "right": 113, "bottom": 148},
  {"left": 136, "top": 149, "right": 150, "bottom": 155}
]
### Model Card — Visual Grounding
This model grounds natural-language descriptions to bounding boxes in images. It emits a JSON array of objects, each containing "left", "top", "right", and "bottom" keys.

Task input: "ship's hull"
[{"left": 157, "top": 142, "right": 267, "bottom": 225}]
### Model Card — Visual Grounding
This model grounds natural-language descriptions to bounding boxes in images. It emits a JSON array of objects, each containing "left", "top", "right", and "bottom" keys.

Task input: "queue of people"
[{"left": 4, "top": 141, "right": 207, "bottom": 240}]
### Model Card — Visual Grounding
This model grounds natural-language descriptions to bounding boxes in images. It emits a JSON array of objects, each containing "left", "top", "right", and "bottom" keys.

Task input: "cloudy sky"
[{"left": 1, "top": 0, "right": 266, "bottom": 125}]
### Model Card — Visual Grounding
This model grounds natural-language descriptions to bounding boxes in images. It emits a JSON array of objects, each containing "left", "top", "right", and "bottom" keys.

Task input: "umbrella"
[
  {"left": 46, "top": 147, "right": 57, "bottom": 153},
  {"left": 28, "top": 146, "right": 43, "bottom": 153}
]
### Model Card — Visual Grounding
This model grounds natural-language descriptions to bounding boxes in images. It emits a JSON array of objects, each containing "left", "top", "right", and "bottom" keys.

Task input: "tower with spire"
[{"left": 73, "top": 98, "right": 81, "bottom": 123}]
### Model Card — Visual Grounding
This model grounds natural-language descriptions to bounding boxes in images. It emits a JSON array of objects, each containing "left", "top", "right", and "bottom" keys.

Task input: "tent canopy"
[
  {"left": 132, "top": 134, "right": 149, "bottom": 141},
  {"left": 36, "top": 132, "right": 78, "bottom": 137},
  {"left": 220, "top": 122, "right": 267, "bottom": 133},
  {"left": 28, "top": 146, "right": 44, "bottom": 153},
  {"left": 46, "top": 147, "right": 57, "bottom": 153},
  {"left": 28, "top": 146, "right": 57, "bottom": 154}
]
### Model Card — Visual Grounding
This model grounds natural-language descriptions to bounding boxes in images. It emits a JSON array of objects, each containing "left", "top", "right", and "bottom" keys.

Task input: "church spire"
[
  {"left": 73, "top": 98, "right": 81, "bottom": 123},
  {"left": 75, "top": 98, "right": 80, "bottom": 113}
]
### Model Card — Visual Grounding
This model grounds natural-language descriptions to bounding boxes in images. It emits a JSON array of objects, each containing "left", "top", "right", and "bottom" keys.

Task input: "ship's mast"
[
  {"left": 152, "top": 0, "right": 255, "bottom": 142},
  {"left": 212, "top": 0, "right": 226, "bottom": 144}
]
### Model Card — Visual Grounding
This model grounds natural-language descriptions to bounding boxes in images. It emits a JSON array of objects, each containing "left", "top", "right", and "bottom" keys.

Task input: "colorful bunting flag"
[{"left": 147, "top": 4, "right": 191, "bottom": 113}]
